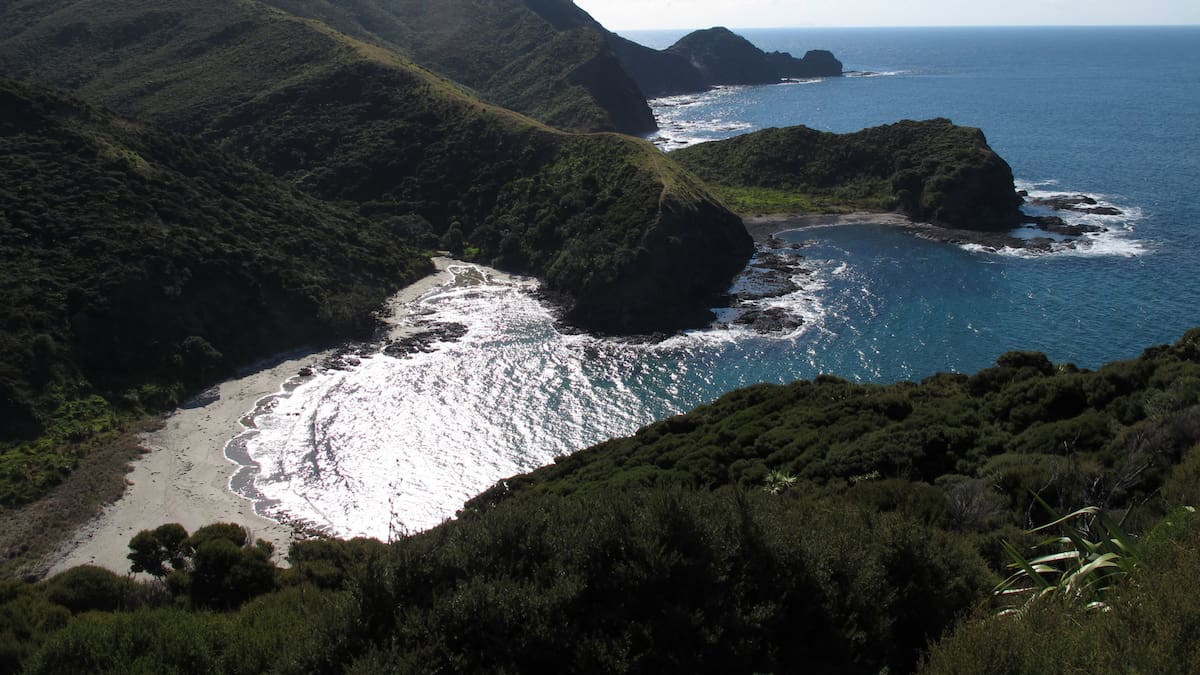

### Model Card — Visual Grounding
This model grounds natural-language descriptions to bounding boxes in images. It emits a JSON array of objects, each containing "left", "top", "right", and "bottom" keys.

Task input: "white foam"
[
  {"left": 844, "top": 70, "right": 905, "bottom": 78},
  {"left": 992, "top": 179, "right": 1152, "bottom": 258}
]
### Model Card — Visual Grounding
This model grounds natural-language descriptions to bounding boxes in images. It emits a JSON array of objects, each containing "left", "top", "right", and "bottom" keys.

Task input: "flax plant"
[{"left": 994, "top": 495, "right": 1150, "bottom": 614}]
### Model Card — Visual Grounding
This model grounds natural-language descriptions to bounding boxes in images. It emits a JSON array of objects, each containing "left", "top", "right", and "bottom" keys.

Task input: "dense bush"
[
  {"left": 673, "top": 118, "right": 1025, "bottom": 230},
  {"left": 1, "top": 329, "right": 1198, "bottom": 673},
  {"left": 468, "top": 330, "right": 1200, "bottom": 529},
  {"left": 125, "top": 523, "right": 279, "bottom": 610},
  {"left": 0, "top": 78, "right": 430, "bottom": 506}
]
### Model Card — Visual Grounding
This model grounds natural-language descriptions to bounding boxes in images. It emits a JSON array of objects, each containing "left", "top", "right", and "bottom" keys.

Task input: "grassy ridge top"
[
  {"left": 673, "top": 119, "right": 1025, "bottom": 230},
  {"left": 0, "top": 0, "right": 654, "bottom": 135},
  {"left": 263, "top": 0, "right": 657, "bottom": 134},
  {"left": 0, "top": 77, "right": 431, "bottom": 499}
]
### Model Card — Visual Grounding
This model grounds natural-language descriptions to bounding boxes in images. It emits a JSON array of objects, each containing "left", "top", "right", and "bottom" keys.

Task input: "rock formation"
[{"left": 608, "top": 26, "right": 843, "bottom": 98}]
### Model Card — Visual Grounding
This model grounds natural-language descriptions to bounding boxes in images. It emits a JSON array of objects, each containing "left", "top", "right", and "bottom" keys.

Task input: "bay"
[{"left": 234, "top": 27, "right": 1200, "bottom": 538}]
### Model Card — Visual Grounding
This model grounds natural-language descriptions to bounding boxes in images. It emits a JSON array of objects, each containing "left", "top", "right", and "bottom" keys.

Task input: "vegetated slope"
[
  {"left": 0, "top": 0, "right": 752, "bottom": 332},
  {"left": 256, "top": 0, "right": 656, "bottom": 134},
  {"left": 0, "top": 78, "right": 431, "bottom": 501},
  {"left": 6, "top": 329, "right": 1199, "bottom": 674},
  {"left": 609, "top": 26, "right": 843, "bottom": 97},
  {"left": 0, "top": 0, "right": 655, "bottom": 135},
  {"left": 673, "top": 118, "right": 1025, "bottom": 230}
]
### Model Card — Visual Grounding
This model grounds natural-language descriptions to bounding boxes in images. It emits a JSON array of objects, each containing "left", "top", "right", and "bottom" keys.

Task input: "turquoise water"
[{"left": 234, "top": 28, "right": 1200, "bottom": 537}]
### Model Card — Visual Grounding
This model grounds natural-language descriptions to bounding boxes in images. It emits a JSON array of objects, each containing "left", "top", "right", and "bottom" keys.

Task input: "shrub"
[{"left": 43, "top": 566, "right": 135, "bottom": 614}]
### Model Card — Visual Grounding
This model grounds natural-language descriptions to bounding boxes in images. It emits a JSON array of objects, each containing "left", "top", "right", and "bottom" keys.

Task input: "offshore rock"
[{"left": 608, "top": 26, "right": 842, "bottom": 97}]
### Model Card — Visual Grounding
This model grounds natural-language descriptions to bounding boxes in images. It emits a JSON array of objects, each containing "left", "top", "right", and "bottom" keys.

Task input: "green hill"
[
  {"left": 673, "top": 118, "right": 1025, "bottom": 230},
  {"left": 0, "top": 0, "right": 752, "bottom": 333},
  {"left": 0, "top": 77, "right": 430, "bottom": 498},
  {"left": 251, "top": 0, "right": 657, "bottom": 134},
  {"left": 0, "top": 0, "right": 654, "bottom": 135}
]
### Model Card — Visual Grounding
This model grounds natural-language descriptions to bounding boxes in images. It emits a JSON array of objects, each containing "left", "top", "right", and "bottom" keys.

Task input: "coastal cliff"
[
  {"left": 673, "top": 118, "right": 1025, "bottom": 231},
  {"left": 609, "top": 26, "right": 844, "bottom": 97}
]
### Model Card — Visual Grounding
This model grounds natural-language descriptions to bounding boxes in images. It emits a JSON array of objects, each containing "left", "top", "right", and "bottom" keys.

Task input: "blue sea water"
[{"left": 234, "top": 27, "right": 1200, "bottom": 537}]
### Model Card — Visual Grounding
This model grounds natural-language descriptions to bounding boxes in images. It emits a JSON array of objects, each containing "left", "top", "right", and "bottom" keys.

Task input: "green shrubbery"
[
  {"left": 469, "top": 329, "right": 1200, "bottom": 527},
  {"left": 1, "top": 330, "right": 1198, "bottom": 672},
  {"left": 922, "top": 508, "right": 1200, "bottom": 675},
  {"left": 0, "top": 78, "right": 431, "bottom": 507}
]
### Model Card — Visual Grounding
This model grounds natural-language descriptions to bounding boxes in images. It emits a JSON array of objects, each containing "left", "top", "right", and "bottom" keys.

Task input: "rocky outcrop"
[
  {"left": 609, "top": 26, "right": 843, "bottom": 98},
  {"left": 765, "top": 49, "right": 844, "bottom": 80},
  {"left": 1027, "top": 194, "right": 1123, "bottom": 216},
  {"left": 666, "top": 27, "right": 779, "bottom": 87}
]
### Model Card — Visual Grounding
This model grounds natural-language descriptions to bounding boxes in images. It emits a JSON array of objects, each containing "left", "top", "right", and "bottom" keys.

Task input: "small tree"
[
  {"left": 127, "top": 523, "right": 191, "bottom": 577},
  {"left": 126, "top": 522, "right": 279, "bottom": 609}
]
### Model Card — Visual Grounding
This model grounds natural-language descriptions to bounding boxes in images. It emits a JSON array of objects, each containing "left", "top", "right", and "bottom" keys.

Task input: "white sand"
[{"left": 47, "top": 258, "right": 456, "bottom": 576}]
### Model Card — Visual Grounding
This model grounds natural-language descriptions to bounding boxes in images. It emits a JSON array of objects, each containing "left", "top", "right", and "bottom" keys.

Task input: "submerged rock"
[
  {"left": 1025, "top": 215, "right": 1107, "bottom": 237},
  {"left": 733, "top": 307, "right": 804, "bottom": 335},
  {"left": 383, "top": 322, "right": 469, "bottom": 357},
  {"left": 1029, "top": 194, "right": 1123, "bottom": 216}
]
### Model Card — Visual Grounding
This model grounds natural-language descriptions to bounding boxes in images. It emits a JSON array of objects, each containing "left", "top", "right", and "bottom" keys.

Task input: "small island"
[{"left": 671, "top": 118, "right": 1110, "bottom": 251}]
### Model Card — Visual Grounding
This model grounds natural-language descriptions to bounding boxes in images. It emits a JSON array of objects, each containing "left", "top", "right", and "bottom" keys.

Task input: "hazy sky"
[{"left": 573, "top": 0, "right": 1200, "bottom": 30}]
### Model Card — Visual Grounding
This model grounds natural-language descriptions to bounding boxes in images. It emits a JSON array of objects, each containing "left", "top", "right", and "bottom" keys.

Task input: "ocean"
[{"left": 231, "top": 27, "right": 1200, "bottom": 538}]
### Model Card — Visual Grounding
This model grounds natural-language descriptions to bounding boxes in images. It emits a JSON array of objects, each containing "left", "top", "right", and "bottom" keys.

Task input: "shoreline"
[
  {"left": 46, "top": 258, "right": 458, "bottom": 576},
  {"left": 743, "top": 212, "right": 1047, "bottom": 251}
]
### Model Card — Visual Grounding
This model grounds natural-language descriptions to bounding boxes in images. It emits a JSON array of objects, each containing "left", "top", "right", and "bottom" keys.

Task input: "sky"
[{"left": 573, "top": 0, "right": 1200, "bottom": 30}]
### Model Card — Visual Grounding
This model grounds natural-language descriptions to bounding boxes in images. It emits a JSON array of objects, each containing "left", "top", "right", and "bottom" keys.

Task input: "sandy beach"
[{"left": 47, "top": 258, "right": 457, "bottom": 576}]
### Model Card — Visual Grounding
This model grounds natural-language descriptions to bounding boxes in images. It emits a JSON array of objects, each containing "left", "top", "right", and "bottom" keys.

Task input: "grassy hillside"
[
  {"left": 673, "top": 118, "right": 1025, "bottom": 230},
  {"left": 0, "top": 78, "right": 431, "bottom": 502},
  {"left": 1, "top": 328, "right": 1197, "bottom": 673},
  {"left": 0, "top": 0, "right": 654, "bottom": 135},
  {"left": 0, "top": 0, "right": 751, "bottom": 332},
  {"left": 263, "top": 0, "right": 657, "bottom": 134}
]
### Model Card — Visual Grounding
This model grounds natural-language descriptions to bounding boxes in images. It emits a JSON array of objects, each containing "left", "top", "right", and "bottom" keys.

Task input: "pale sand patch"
[
  {"left": 743, "top": 212, "right": 912, "bottom": 242},
  {"left": 743, "top": 212, "right": 1035, "bottom": 251},
  {"left": 46, "top": 258, "right": 458, "bottom": 577}
]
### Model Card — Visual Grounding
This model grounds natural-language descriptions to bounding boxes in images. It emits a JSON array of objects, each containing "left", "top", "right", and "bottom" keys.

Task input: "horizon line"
[{"left": 608, "top": 23, "right": 1200, "bottom": 32}]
